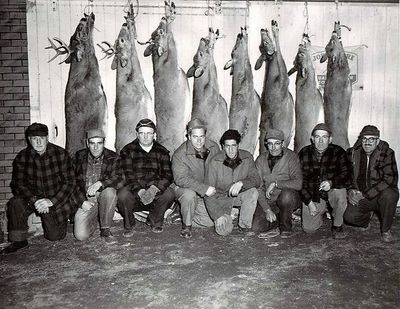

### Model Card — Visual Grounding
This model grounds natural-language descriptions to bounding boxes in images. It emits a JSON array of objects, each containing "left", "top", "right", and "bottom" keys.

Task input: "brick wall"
[{"left": 0, "top": 0, "right": 30, "bottom": 227}]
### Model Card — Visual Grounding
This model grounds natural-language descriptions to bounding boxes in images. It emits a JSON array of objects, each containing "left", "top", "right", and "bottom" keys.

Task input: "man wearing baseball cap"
[
  {"left": 344, "top": 125, "right": 398, "bottom": 243},
  {"left": 253, "top": 129, "right": 302, "bottom": 239},
  {"left": 117, "top": 119, "right": 175, "bottom": 235},
  {"left": 298, "top": 123, "right": 351, "bottom": 239},
  {"left": 1, "top": 123, "right": 76, "bottom": 254},
  {"left": 71, "top": 129, "right": 121, "bottom": 243},
  {"left": 172, "top": 118, "right": 220, "bottom": 238}
]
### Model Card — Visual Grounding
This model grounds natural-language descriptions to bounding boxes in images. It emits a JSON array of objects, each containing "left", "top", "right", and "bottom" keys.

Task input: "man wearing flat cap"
[
  {"left": 71, "top": 129, "right": 121, "bottom": 243},
  {"left": 1, "top": 123, "right": 76, "bottom": 254},
  {"left": 298, "top": 123, "right": 351, "bottom": 239},
  {"left": 344, "top": 125, "right": 398, "bottom": 243},
  {"left": 204, "top": 129, "right": 260, "bottom": 236},
  {"left": 253, "top": 129, "right": 302, "bottom": 239},
  {"left": 117, "top": 119, "right": 175, "bottom": 235},
  {"left": 172, "top": 118, "right": 220, "bottom": 238}
]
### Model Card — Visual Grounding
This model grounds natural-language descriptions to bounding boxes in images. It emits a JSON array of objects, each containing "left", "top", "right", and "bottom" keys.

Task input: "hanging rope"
[
  {"left": 123, "top": 0, "right": 139, "bottom": 18},
  {"left": 205, "top": 0, "right": 213, "bottom": 29},
  {"left": 245, "top": 0, "right": 250, "bottom": 29},
  {"left": 274, "top": 0, "right": 282, "bottom": 22},
  {"left": 335, "top": 0, "right": 340, "bottom": 21},
  {"left": 303, "top": 0, "right": 309, "bottom": 35},
  {"left": 84, "top": 0, "right": 94, "bottom": 15}
]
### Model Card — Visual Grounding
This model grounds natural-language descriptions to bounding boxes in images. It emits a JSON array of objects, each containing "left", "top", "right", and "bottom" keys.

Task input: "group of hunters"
[{"left": 1, "top": 118, "right": 398, "bottom": 254}]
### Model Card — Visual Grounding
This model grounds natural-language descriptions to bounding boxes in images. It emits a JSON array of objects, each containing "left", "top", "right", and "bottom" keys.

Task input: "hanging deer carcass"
[
  {"left": 255, "top": 20, "right": 294, "bottom": 152},
  {"left": 288, "top": 34, "right": 324, "bottom": 152},
  {"left": 224, "top": 27, "right": 261, "bottom": 155},
  {"left": 143, "top": 1, "right": 191, "bottom": 153},
  {"left": 187, "top": 28, "right": 228, "bottom": 144},
  {"left": 46, "top": 12, "right": 107, "bottom": 156},
  {"left": 320, "top": 21, "right": 352, "bottom": 150},
  {"left": 98, "top": 5, "right": 153, "bottom": 153}
]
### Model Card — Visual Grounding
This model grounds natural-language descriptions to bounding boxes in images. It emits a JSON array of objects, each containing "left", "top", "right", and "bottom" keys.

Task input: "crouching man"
[
  {"left": 72, "top": 129, "right": 120, "bottom": 243},
  {"left": 344, "top": 125, "right": 398, "bottom": 243},
  {"left": 1, "top": 123, "right": 76, "bottom": 254},
  {"left": 204, "top": 130, "right": 260, "bottom": 236}
]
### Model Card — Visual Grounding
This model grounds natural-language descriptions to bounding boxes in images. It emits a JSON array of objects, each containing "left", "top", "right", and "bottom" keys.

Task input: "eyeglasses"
[
  {"left": 266, "top": 141, "right": 283, "bottom": 147},
  {"left": 361, "top": 137, "right": 378, "bottom": 143}
]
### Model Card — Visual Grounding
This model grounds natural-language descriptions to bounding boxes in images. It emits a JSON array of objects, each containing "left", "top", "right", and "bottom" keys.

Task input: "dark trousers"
[
  {"left": 344, "top": 187, "right": 399, "bottom": 233},
  {"left": 252, "top": 189, "right": 301, "bottom": 233},
  {"left": 7, "top": 196, "right": 67, "bottom": 242},
  {"left": 117, "top": 186, "right": 175, "bottom": 229}
]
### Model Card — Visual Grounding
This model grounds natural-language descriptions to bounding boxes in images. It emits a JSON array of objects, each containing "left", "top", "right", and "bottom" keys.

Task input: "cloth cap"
[
  {"left": 359, "top": 125, "right": 380, "bottom": 137},
  {"left": 26, "top": 122, "right": 48, "bottom": 137},
  {"left": 86, "top": 129, "right": 105, "bottom": 139},
  {"left": 265, "top": 129, "right": 285, "bottom": 142},
  {"left": 311, "top": 123, "right": 331, "bottom": 136},
  {"left": 187, "top": 118, "right": 206, "bottom": 133},
  {"left": 135, "top": 118, "right": 156, "bottom": 132},
  {"left": 215, "top": 214, "right": 234, "bottom": 236},
  {"left": 220, "top": 129, "right": 241, "bottom": 146}
]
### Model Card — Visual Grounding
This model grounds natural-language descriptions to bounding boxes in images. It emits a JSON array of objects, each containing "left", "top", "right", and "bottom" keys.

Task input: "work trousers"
[
  {"left": 74, "top": 187, "right": 117, "bottom": 241},
  {"left": 7, "top": 196, "right": 67, "bottom": 242},
  {"left": 302, "top": 188, "right": 347, "bottom": 233},
  {"left": 344, "top": 187, "right": 398, "bottom": 233},
  {"left": 117, "top": 186, "right": 175, "bottom": 230},
  {"left": 174, "top": 187, "right": 214, "bottom": 227},
  {"left": 252, "top": 189, "right": 301, "bottom": 232}
]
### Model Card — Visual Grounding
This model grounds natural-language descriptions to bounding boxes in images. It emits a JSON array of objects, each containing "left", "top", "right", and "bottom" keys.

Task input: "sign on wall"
[{"left": 311, "top": 45, "right": 366, "bottom": 91}]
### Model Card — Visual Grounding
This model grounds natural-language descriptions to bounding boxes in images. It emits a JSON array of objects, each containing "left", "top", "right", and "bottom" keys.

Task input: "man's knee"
[
  {"left": 159, "top": 187, "right": 175, "bottom": 204},
  {"left": 100, "top": 187, "right": 117, "bottom": 199},
  {"left": 330, "top": 189, "right": 347, "bottom": 209},
  {"left": 74, "top": 226, "right": 90, "bottom": 241},
  {"left": 178, "top": 188, "right": 197, "bottom": 205},
  {"left": 277, "top": 189, "right": 301, "bottom": 210},
  {"left": 7, "top": 196, "right": 27, "bottom": 215},
  {"left": 379, "top": 188, "right": 399, "bottom": 204},
  {"left": 241, "top": 187, "right": 258, "bottom": 202},
  {"left": 117, "top": 186, "right": 133, "bottom": 204}
]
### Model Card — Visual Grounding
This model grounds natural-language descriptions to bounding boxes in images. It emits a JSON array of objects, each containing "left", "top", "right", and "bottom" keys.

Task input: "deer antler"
[
  {"left": 97, "top": 41, "right": 115, "bottom": 60},
  {"left": 164, "top": 1, "right": 176, "bottom": 22},
  {"left": 45, "top": 37, "right": 70, "bottom": 64}
]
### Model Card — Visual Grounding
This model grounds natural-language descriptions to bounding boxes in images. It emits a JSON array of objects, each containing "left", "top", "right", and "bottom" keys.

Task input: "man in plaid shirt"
[
  {"left": 1, "top": 123, "right": 76, "bottom": 254},
  {"left": 344, "top": 125, "right": 398, "bottom": 243},
  {"left": 298, "top": 123, "right": 351, "bottom": 239},
  {"left": 117, "top": 119, "right": 175, "bottom": 236}
]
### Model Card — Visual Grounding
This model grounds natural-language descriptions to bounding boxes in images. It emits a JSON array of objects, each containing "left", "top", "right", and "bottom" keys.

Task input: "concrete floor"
[{"left": 0, "top": 215, "right": 398, "bottom": 309}]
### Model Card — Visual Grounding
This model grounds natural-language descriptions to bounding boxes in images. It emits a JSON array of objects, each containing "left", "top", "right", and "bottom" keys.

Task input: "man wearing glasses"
[
  {"left": 253, "top": 129, "right": 302, "bottom": 239},
  {"left": 117, "top": 119, "right": 175, "bottom": 236},
  {"left": 344, "top": 125, "right": 398, "bottom": 243},
  {"left": 298, "top": 123, "right": 351, "bottom": 239}
]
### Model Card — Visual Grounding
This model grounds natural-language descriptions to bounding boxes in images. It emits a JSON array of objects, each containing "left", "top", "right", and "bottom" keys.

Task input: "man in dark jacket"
[
  {"left": 344, "top": 125, "right": 398, "bottom": 243},
  {"left": 299, "top": 123, "right": 351, "bottom": 239},
  {"left": 1, "top": 123, "right": 76, "bottom": 254},
  {"left": 72, "top": 129, "right": 120, "bottom": 243},
  {"left": 117, "top": 119, "right": 175, "bottom": 236}
]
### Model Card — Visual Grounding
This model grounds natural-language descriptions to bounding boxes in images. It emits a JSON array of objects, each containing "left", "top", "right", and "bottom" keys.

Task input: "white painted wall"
[{"left": 27, "top": 0, "right": 399, "bottom": 164}]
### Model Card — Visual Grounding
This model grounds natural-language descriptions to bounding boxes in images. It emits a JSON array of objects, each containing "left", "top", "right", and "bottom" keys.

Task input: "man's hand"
[
  {"left": 34, "top": 198, "right": 53, "bottom": 214},
  {"left": 141, "top": 185, "right": 160, "bottom": 205},
  {"left": 307, "top": 201, "right": 318, "bottom": 217},
  {"left": 348, "top": 189, "right": 364, "bottom": 206},
  {"left": 81, "top": 200, "right": 95, "bottom": 212},
  {"left": 266, "top": 182, "right": 277, "bottom": 199},
  {"left": 265, "top": 208, "right": 277, "bottom": 223},
  {"left": 205, "top": 186, "right": 216, "bottom": 197},
  {"left": 215, "top": 215, "right": 229, "bottom": 231},
  {"left": 228, "top": 181, "right": 243, "bottom": 197},
  {"left": 319, "top": 180, "right": 332, "bottom": 192},
  {"left": 87, "top": 181, "right": 102, "bottom": 197}
]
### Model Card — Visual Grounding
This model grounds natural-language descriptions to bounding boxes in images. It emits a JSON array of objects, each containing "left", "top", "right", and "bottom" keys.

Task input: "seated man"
[
  {"left": 72, "top": 129, "right": 120, "bottom": 243},
  {"left": 117, "top": 119, "right": 175, "bottom": 236},
  {"left": 204, "top": 129, "right": 260, "bottom": 236},
  {"left": 172, "top": 119, "right": 220, "bottom": 238},
  {"left": 298, "top": 123, "right": 351, "bottom": 239},
  {"left": 344, "top": 125, "right": 398, "bottom": 243},
  {"left": 253, "top": 129, "right": 302, "bottom": 238},
  {"left": 2, "top": 123, "right": 76, "bottom": 254}
]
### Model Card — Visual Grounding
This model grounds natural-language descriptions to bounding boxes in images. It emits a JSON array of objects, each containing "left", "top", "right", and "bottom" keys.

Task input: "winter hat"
[
  {"left": 265, "top": 129, "right": 284, "bottom": 141},
  {"left": 86, "top": 129, "right": 105, "bottom": 139},
  {"left": 187, "top": 118, "right": 207, "bottom": 133},
  {"left": 135, "top": 118, "right": 156, "bottom": 132},
  {"left": 26, "top": 123, "right": 48, "bottom": 137},
  {"left": 311, "top": 123, "right": 331, "bottom": 136},
  {"left": 359, "top": 125, "right": 380, "bottom": 137}
]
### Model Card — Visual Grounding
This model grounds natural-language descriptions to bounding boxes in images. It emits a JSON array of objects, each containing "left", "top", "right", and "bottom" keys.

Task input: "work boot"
[
  {"left": 332, "top": 225, "right": 347, "bottom": 239},
  {"left": 280, "top": 230, "right": 293, "bottom": 239},
  {"left": 258, "top": 227, "right": 280, "bottom": 239},
  {"left": 180, "top": 224, "right": 192, "bottom": 239},
  {"left": 238, "top": 226, "right": 255, "bottom": 237},
  {"left": 123, "top": 229, "right": 135, "bottom": 238},
  {"left": 100, "top": 228, "right": 117, "bottom": 244},
  {"left": 381, "top": 230, "right": 395, "bottom": 243},
  {"left": 151, "top": 226, "right": 163, "bottom": 233},
  {"left": 1, "top": 240, "right": 29, "bottom": 254}
]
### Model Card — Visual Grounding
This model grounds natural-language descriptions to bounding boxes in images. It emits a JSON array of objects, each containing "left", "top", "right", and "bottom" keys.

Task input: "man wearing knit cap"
[
  {"left": 253, "top": 129, "right": 302, "bottom": 239},
  {"left": 1, "top": 123, "right": 76, "bottom": 254},
  {"left": 298, "top": 123, "right": 351, "bottom": 239},
  {"left": 172, "top": 118, "right": 220, "bottom": 238},
  {"left": 344, "top": 125, "right": 398, "bottom": 243},
  {"left": 204, "top": 129, "right": 260, "bottom": 236},
  {"left": 71, "top": 129, "right": 121, "bottom": 243},
  {"left": 117, "top": 119, "right": 175, "bottom": 235}
]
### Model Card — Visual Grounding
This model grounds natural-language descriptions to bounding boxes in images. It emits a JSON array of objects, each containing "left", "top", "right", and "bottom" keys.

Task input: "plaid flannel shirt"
[
  {"left": 10, "top": 143, "right": 76, "bottom": 223},
  {"left": 299, "top": 143, "right": 351, "bottom": 204},
  {"left": 120, "top": 139, "right": 173, "bottom": 193}
]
